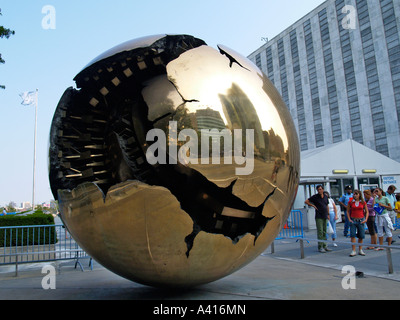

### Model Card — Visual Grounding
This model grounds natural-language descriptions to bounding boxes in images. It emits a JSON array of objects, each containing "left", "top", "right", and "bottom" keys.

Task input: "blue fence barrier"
[
  {"left": 276, "top": 210, "right": 304, "bottom": 239},
  {"left": 394, "top": 216, "right": 400, "bottom": 230}
]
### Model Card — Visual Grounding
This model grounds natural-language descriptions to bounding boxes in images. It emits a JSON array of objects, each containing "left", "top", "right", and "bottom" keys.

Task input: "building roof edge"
[{"left": 247, "top": 0, "right": 330, "bottom": 57}]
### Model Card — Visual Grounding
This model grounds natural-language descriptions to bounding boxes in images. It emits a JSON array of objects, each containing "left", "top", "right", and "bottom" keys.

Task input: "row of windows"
[
  {"left": 304, "top": 19, "right": 324, "bottom": 148},
  {"left": 266, "top": 47, "right": 274, "bottom": 83},
  {"left": 356, "top": 0, "right": 389, "bottom": 156},
  {"left": 290, "top": 29, "right": 308, "bottom": 151},
  {"left": 336, "top": 0, "right": 362, "bottom": 144},
  {"left": 255, "top": 53, "right": 261, "bottom": 70},
  {"left": 319, "top": 8, "right": 342, "bottom": 144},
  {"left": 277, "top": 38, "right": 290, "bottom": 110}
]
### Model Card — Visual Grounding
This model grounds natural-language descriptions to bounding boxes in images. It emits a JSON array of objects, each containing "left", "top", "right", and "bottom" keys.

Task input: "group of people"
[{"left": 305, "top": 184, "right": 399, "bottom": 256}]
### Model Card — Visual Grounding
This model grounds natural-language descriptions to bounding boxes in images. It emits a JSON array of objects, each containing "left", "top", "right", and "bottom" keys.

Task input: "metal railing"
[
  {"left": 273, "top": 237, "right": 399, "bottom": 275},
  {"left": 276, "top": 210, "right": 304, "bottom": 239},
  {"left": 0, "top": 224, "right": 90, "bottom": 274}
]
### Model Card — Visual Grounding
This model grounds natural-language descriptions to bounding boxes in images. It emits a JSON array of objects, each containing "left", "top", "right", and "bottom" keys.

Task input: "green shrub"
[{"left": 0, "top": 211, "right": 57, "bottom": 247}]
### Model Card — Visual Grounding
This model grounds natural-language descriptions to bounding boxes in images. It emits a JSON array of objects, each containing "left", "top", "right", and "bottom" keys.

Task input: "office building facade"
[{"left": 248, "top": 0, "right": 400, "bottom": 162}]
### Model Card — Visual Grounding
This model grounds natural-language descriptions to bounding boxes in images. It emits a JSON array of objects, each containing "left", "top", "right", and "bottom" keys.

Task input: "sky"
[{"left": 0, "top": 0, "right": 325, "bottom": 207}]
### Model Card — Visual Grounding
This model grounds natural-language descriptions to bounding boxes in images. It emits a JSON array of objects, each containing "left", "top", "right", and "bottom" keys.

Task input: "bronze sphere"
[{"left": 49, "top": 34, "right": 300, "bottom": 287}]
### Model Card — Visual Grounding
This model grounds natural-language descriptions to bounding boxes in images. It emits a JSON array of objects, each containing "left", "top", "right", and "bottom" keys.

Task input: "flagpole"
[{"left": 32, "top": 89, "right": 38, "bottom": 210}]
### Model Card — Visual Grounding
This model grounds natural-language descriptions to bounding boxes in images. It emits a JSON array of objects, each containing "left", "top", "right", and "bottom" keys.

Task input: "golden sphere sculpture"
[{"left": 49, "top": 34, "right": 300, "bottom": 287}]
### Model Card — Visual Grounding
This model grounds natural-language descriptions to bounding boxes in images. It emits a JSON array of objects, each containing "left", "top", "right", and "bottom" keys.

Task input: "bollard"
[
  {"left": 299, "top": 239, "right": 305, "bottom": 259},
  {"left": 386, "top": 247, "right": 394, "bottom": 274},
  {"left": 296, "top": 238, "right": 309, "bottom": 259},
  {"left": 270, "top": 241, "right": 275, "bottom": 254},
  {"left": 15, "top": 254, "right": 18, "bottom": 277}
]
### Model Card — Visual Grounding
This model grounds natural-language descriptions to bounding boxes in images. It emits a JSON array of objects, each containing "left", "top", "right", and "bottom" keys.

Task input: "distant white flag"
[{"left": 19, "top": 91, "right": 37, "bottom": 106}]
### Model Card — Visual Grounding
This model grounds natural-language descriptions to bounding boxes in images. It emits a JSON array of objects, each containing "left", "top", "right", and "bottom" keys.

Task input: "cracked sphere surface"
[{"left": 49, "top": 34, "right": 300, "bottom": 287}]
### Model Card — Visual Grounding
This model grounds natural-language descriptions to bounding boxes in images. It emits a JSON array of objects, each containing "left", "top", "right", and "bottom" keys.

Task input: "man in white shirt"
[
  {"left": 386, "top": 185, "right": 397, "bottom": 243},
  {"left": 386, "top": 185, "right": 397, "bottom": 224}
]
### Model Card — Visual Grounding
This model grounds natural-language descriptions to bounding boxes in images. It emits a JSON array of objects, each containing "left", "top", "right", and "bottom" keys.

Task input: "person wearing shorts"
[
  {"left": 373, "top": 188, "right": 394, "bottom": 250},
  {"left": 347, "top": 190, "right": 368, "bottom": 257}
]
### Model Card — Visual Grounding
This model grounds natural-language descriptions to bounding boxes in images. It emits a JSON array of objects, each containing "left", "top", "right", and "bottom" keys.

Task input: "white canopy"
[{"left": 301, "top": 139, "right": 400, "bottom": 177}]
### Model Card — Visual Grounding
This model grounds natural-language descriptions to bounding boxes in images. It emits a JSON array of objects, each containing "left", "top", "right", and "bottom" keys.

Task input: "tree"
[
  {"left": 6, "top": 202, "right": 16, "bottom": 212},
  {"left": 0, "top": 8, "right": 15, "bottom": 89}
]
